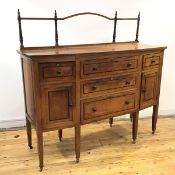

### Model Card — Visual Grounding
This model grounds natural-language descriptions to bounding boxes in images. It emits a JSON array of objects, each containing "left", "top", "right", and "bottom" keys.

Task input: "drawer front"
[
  {"left": 81, "top": 93, "right": 136, "bottom": 123},
  {"left": 81, "top": 56, "right": 139, "bottom": 78},
  {"left": 143, "top": 53, "right": 161, "bottom": 69},
  {"left": 81, "top": 73, "right": 138, "bottom": 96},
  {"left": 39, "top": 62, "right": 75, "bottom": 81}
]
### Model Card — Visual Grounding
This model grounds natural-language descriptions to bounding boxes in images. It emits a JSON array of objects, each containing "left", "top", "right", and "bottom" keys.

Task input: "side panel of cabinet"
[
  {"left": 140, "top": 70, "right": 159, "bottom": 109},
  {"left": 41, "top": 83, "right": 76, "bottom": 130},
  {"left": 21, "top": 58, "right": 35, "bottom": 123}
]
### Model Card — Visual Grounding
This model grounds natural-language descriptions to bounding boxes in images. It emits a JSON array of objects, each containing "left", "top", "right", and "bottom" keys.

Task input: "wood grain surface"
[
  {"left": 0, "top": 116, "right": 175, "bottom": 175},
  {"left": 18, "top": 42, "right": 167, "bottom": 57}
]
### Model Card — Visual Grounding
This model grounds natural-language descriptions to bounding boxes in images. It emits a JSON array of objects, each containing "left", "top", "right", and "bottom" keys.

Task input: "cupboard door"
[
  {"left": 140, "top": 71, "right": 158, "bottom": 109},
  {"left": 42, "top": 83, "right": 75, "bottom": 129}
]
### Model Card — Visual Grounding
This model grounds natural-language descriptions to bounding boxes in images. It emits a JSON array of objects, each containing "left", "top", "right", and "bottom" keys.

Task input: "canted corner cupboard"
[{"left": 17, "top": 10, "right": 167, "bottom": 171}]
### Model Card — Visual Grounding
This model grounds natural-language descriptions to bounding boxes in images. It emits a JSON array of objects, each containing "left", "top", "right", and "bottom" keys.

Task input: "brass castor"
[{"left": 76, "top": 158, "right": 79, "bottom": 163}]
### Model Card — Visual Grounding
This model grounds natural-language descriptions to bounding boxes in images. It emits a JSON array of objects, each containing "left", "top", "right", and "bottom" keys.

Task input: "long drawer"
[
  {"left": 81, "top": 55, "right": 139, "bottom": 78},
  {"left": 81, "top": 92, "right": 137, "bottom": 124},
  {"left": 81, "top": 73, "right": 138, "bottom": 97}
]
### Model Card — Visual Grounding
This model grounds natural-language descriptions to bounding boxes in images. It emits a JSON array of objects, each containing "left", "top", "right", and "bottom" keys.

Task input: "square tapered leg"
[{"left": 132, "top": 111, "right": 139, "bottom": 144}]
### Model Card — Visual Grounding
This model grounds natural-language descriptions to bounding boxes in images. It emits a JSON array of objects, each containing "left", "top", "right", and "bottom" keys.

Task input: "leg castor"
[
  {"left": 29, "top": 145, "right": 33, "bottom": 149},
  {"left": 109, "top": 118, "right": 113, "bottom": 127},
  {"left": 26, "top": 117, "right": 33, "bottom": 149},
  {"left": 58, "top": 129, "right": 62, "bottom": 142},
  {"left": 76, "top": 158, "right": 79, "bottom": 163}
]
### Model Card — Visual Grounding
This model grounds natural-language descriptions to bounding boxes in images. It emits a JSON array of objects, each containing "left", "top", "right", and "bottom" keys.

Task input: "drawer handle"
[
  {"left": 92, "top": 67, "right": 97, "bottom": 71},
  {"left": 69, "top": 103, "right": 73, "bottom": 107},
  {"left": 92, "top": 108, "right": 97, "bottom": 112},
  {"left": 56, "top": 71, "right": 61, "bottom": 75},
  {"left": 142, "top": 89, "right": 146, "bottom": 93},
  {"left": 127, "top": 63, "right": 132, "bottom": 67},
  {"left": 91, "top": 85, "right": 97, "bottom": 91},
  {"left": 125, "top": 81, "right": 130, "bottom": 85},
  {"left": 56, "top": 63, "right": 60, "bottom": 67},
  {"left": 125, "top": 101, "right": 130, "bottom": 105},
  {"left": 151, "top": 60, "right": 156, "bottom": 64}
]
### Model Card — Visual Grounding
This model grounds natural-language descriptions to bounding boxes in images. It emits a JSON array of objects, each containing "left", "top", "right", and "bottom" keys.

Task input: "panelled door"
[
  {"left": 42, "top": 83, "right": 76, "bottom": 130},
  {"left": 140, "top": 70, "right": 159, "bottom": 109}
]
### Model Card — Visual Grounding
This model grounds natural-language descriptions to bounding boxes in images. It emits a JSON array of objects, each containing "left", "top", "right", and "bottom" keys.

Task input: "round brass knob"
[
  {"left": 92, "top": 67, "right": 97, "bottom": 71},
  {"left": 92, "top": 85, "right": 97, "bottom": 91},
  {"left": 151, "top": 60, "right": 156, "bottom": 64},
  {"left": 92, "top": 108, "right": 97, "bottom": 112},
  {"left": 57, "top": 71, "right": 61, "bottom": 75},
  {"left": 125, "top": 81, "right": 130, "bottom": 85},
  {"left": 127, "top": 63, "right": 132, "bottom": 67},
  {"left": 125, "top": 101, "right": 130, "bottom": 105}
]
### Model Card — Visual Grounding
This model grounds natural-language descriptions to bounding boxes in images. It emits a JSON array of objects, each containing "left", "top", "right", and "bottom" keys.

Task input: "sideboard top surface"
[{"left": 18, "top": 42, "right": 167, "bottom": 58}]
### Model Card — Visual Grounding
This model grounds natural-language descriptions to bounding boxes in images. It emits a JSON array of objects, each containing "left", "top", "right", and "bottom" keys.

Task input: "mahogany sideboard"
[
  {"left": 17, "top": 10, "right": 167, "bottom": 171},
  {"left": 18, "top": 42, "right": 166, "bottom": 170}
]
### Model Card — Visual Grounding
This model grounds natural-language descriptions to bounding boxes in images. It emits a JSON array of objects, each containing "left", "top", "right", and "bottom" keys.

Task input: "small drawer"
[
  {"left": 143, "top": 53, "right": 161, "bottom": 69},
  {"left": 39, "top": 62, "right": 75, "bottom": 81},
  {"left": 81, "top": 73, "right": 137, "bottom": 96},
  {"left": 81, "top": 92, "right": 136, "bottom": 123},
  {"left": 81, "top": 56, "right": 139, "bottom": 78}
]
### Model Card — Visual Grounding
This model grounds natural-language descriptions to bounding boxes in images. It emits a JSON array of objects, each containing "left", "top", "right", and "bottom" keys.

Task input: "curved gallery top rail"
[{"left": 17, "top": 9, "right": 140, "bottom": 48}]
